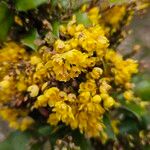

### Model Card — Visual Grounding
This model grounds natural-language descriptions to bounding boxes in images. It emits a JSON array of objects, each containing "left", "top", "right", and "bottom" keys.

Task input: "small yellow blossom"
[
  {"left": 123, "top": 90, "right": 134, "bottom": 101},
  {"left": 30, "top": 56, "right": 42, "bottom": 65},
  {"left": 20, "top": 117, "right": 34, "bottom": 131},
  {"left": 14, "top": 16, "right": 23, "bottom": 26},
  {"left": 103, "top": 97, "right": 115, "bottom": 109},
  {"left": 27, "top": 85, "right": 39, "bottom": 97},
  {"left": 111, "top": 120, "right": 120, "bottom": 135},
  {"left": 91, "top": 95, "right": 102, "bottom": 103}
]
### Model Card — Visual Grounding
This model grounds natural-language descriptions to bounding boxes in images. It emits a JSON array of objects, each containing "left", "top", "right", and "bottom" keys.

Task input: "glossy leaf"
[
  {"left": 141, "top": 113, "right": 150, "bottom": 129},
  {"left": 0, "top": 2, "right": 13, "bottom": 41},
  {"left": 0, "top": 131, "right": 32, "bottom": 150},
  {"left": 72, "top": 130, "right": 92, "bottom": 150},
  {"left": 21, "top": 29, "right": 39, "bottom": 51},
  {"left": 103, "top": 114, "right": 116, "bottom": 140},
  {"left": 119, "top": 118, "right": 139, "bottom": 134},
  {"left": 15, "top": 0, "right": 47, "bottom": 11},
  {"left": 120, "top": 102, "right": 146, "bottom": 121},
  {"left": 52, "top": 21, "right": 60, "bottom": 37},
  {"left": 38, "top": 125, "right": 52, "bottom": 136},
  {"left": 134, "top": 80, "right": 150, "bottom": 101},
  {"left": 76, "top": 11, "right": 91, "bottom": 27}
]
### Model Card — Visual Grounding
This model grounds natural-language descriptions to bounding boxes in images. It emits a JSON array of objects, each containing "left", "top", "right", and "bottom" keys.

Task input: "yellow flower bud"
[
  {"left": 17, "top": 82, "right": 27, "bottom": 91},
  {"left": 92, "top": 95, "right": 102, "bottom": 103},
  {"left": 91, "top": 67, "right": 103, "bottom": 79},
  {"left": 0, "top": 80, "right": 10, "bottom": 89},
  {"left": 104, "top": 97, "right": 115, "bottom": 109},
  {"left": 30, "top": 56, "right": 41, "bottom": 65},
  {"left": 123, "top": 90, "right": 134, "bottom": 101},
  {"left": 79, "top": 92, "right": 91, "bottom": 103},
  {"left": 27, "top": 85, "right": 39, "bottom": 97}
]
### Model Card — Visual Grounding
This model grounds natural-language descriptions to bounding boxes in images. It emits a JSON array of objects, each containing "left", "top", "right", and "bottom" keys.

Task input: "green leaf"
[
  {"left": 38, "top": 125, "right": 52, "bottom": 136},
  {"left": 119, "top": 118, "right": 139, "bottom": 134},
  {"left": 0, "top": 131, "right": 32, "bottom": 150},
  {"left": 71, "top": 130, "right": 92, "bottom": 150},
  {"left": 75, "top": 11, "right": 91, "bottom": 27},
  {"left": 51, "top": 0, "right": 57, "bottom": 7},
  {"left": 118, "top": 95, "right": 146, "bottom": 121},
  {"left": 141, "top": 112, "right": 150, "bottom": 129},
  {"left": 103, "top": 114, "right": 116, "bottom": 140},
  {"left": 15, "top": 0, "right": 47, "bottom": 11},
  {"left": 120, "top": 102, "right": 146, "bottom": 121},
  {"left": 59, "top": 0, "right": 70, "bottom": 10},
  {"left": 0, "top": 2, "right": 13, "bottom": 41},
  {"left": 109, "top": 0, "right": 126, "bottom": 4},
  {"left": 126, "top": 103, "right": 146, "bottom": 117},
  {"left": 49, "top": 125, "right": 68, "bottom": 148},
  {"left": 21, "top": 29, "right": 39, "bottom": 51},
  {"left": 134, "top": 80, "right": 150, "bottom": 101},
  {"left": 52, "top": 21, "right": 60, "bottom": 37},
  {"left": 0, "top": 2, "right": 8, "bottom": 21},
  {"left": 30, "top": 142, "right": 43, "bottom": 150}
]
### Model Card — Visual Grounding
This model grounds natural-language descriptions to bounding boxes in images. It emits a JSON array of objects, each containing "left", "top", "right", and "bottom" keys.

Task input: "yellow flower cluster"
[
  {"left": 0, "top": 43, "right": 30, "bottom": 103},
  {"left": 105, "top": 50, "right": 138, "bottom": 85},
  {"left": 32, "top": 67, "right": 117, "bottom": 137},
  {"left": 82, "top": 5, "right": 129, "bottom": 37},
  {"left": 88, "top": 7, "right": 101, "bottom": 25},
  {"left": 0, "top": 5, "right": 138, "bottom": 138},
  {"left": 51, "top": 16, "right": 108, "bottom": 81},
  {"left": 0, "top": 108, "right": 34, "bottom": 131},
  {"left": 102, "top": 5, "right": 126, "bottom": 28}
]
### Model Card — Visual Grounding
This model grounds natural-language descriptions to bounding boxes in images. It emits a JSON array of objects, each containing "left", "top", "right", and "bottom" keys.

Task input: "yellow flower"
[
  {"left": 33, "top": 95, "right": 48, "bottom": 108},
  {"left": 103, "top": 97, "right": 115, "bottom": 109},
  {"left": 27, "top": 84, "right": 39, "bottom": 97},
  {"left": 90, "top": 67, "right": 103, "bottom": 79},
  {"left": 51, "top": 101, "right": 74, "bottom": 125},
  {"left": 105, "top": 50, "right": 138, "bottom": 85},
  {"left": 88, "top": 7, "right": 101, "bottom": 25},
  {"left": 79, "top": 79, "right": 97, "bottom": 95},
  {"left": 0, "top": 80, "right": 10, "bottom": 89},
  {"left": 0, "top": 108, "right": 32, "bottom": 131},
  {"left": 99, "top": 80, "right": 111, "bottom": 94},
  {"left": 17, "top": 81, "right": 27, "bottom": 91},
  {"left": 111, "top": 120, "right": 120, "bottom": 135},
  {"left": 79, "top": 92, "right": 91, "bottom": 103},
  {"left": 20, "top": 117, "right": 34, "bottom": 131},
  {"left": 54, "top": 39, "right": 65, "bottom": 53},
  {"left": 102, "top": 6, "right": 126, "bottom": 28},
  {"left": 47, "top": 113, "right": 59, "bottom": 125},
  {"left": 14, "top": 16, "right": 23, "bottom": 26},
  {"left": 30, "top": 55, "right": 42, "bottom": 65},
  {"left": 123, "top": 90, "right": 134, "bottom": 101},
  {"left": 91, "top": 95, "right": 102, "bottom": 103},
  {"left": 45, "top": 87, "right": 60, "bottom": 107}
]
